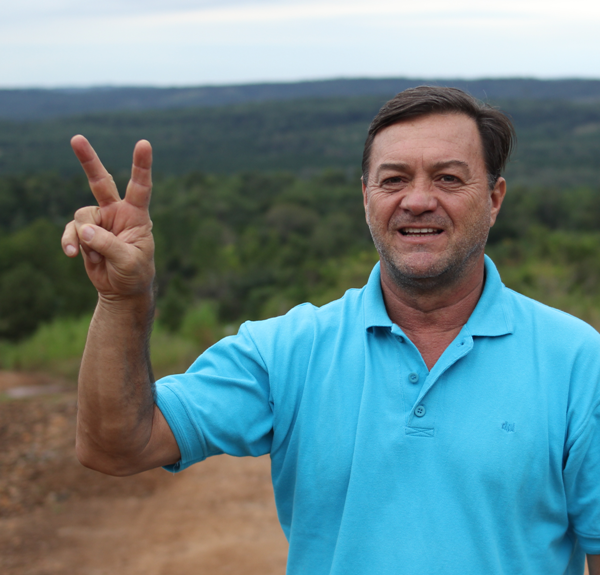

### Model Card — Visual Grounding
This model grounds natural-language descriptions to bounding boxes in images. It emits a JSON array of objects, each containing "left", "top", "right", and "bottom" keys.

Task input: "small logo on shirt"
[{"left": 501, "top": 421, "right": 515, "bottom": 433}]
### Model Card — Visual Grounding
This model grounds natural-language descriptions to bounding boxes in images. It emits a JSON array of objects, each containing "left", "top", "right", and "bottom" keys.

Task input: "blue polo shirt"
[{"left": 156, "top": 256, "right": 600, "bottom": 574}]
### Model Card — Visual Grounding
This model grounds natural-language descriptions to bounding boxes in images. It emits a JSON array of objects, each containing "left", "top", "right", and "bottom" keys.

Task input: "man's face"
[{"left": 362, "top": 113, "right": 506, "bottom": 291}]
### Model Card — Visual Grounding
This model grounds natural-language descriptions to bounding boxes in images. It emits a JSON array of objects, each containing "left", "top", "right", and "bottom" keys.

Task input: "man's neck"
[{"left": 380, "top": 257, "right": 486, "bottom": 370}]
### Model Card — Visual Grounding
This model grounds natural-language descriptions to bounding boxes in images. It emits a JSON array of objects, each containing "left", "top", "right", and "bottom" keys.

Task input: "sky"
[{"left": 2, "top": 0, "right": 600, "bottom": 88}]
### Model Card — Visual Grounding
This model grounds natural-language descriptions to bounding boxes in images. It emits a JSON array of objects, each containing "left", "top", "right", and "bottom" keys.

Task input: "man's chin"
[
  {"left": 380, "top": 246, "right": 486, "bottom": 293},
  {"left": 380, "top": 254, "right": 463, "bottom": 292},
  {"left": 388, "top": 256, "right": 448, "bottom": 280}
]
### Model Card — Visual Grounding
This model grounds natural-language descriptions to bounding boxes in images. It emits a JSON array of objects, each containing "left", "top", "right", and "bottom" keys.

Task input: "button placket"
[
  {"left": 390, "top": 328, "right": 433, "bottom": 431},
  {"left": 413, "top": 334, "right": 474, "bottom": 408},
  {"left": 406, "top": 334, "right": 474, "bottom": 433},
  {"left": 404, "top": 369, "right": 424, "bottom": 416}
]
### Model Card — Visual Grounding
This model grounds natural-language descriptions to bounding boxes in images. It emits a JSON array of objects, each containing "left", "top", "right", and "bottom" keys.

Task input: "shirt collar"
[
  {"left": 363, "top": 261, "right": 393, "bottom": 331},
  {"left": 363, "top": 255, "right": 514, "bottom": 337},
  {"left": 466, "top": 255, "right": 514, "bottom": 337}
]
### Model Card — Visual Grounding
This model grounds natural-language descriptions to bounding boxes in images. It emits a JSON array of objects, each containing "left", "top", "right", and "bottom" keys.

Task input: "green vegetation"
[
  {"left": 0, "top": 169, "right": 374, "bottom": 338},
  {"left": 0, "top": 315, "right": 92, "bottom": 378},
  {"left": 0, "top": 96, "right": 381, "bottom": 177},
  {"left": 1, "top": 89, "right": 600, "bottom": 377},
  {"left": 1, "top": 95, "right": 600, "bottom": 189},
  {"left": 489, "top": 229, "right": 600, "bottom": 327},
  {"left": 0, "top": 314, "right": 210, "bottom": 380},
  {"left": 0, "top": 219, "right": 96, "bottom": 341},
  {"left": 0, "top": 168, "right": 377, "bottom": 375},
  {"left": 1, "top": 163, "right": 600, "bottom": 378}
]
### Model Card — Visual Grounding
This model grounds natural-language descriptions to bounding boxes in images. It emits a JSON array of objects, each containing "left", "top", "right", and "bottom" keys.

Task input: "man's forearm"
[
  {"left": 76, "top": 290, "right": 156, "bottom": 476},
  {"left": 589, "top": 555, "right": 600, "bottom": 575}
]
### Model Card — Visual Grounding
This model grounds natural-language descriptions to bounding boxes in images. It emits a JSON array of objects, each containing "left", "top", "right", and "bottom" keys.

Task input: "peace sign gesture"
[{"left": 62, "top": 136, "right": 156, "bottom": 301}]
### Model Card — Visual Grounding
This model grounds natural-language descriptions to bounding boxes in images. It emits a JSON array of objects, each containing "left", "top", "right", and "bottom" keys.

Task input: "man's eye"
[
  {"left": 439, "top": 175, "right": 460, "bottom": 183},
  {"left": 382, "top": 177, "right": 404, "bottom": 186}
]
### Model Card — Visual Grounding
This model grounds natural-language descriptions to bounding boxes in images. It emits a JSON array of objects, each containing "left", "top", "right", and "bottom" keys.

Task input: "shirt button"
[
  {"left": 408, "top": 372, "right": 419, "bottom": 384},
  {"left": 414, "top": 405, "right": 426, "bottom": 417}
]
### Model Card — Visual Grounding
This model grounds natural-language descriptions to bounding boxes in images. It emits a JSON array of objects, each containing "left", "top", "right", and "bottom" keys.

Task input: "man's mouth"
[{"left": 399, "top": 228, "right": 443, "bottom": 236}]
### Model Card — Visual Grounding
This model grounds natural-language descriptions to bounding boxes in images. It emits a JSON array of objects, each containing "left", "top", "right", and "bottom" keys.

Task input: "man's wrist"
[{"left": 96, "top": 284, "right": 156, "bottom": 318}]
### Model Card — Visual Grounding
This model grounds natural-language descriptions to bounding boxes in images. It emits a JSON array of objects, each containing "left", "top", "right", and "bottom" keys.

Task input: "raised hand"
[
  {"left": 61, "top": 135, "right": 155, "bottom": 300},
  {"left": 61, "top": 136, "right": 181, "bottom": 476}
]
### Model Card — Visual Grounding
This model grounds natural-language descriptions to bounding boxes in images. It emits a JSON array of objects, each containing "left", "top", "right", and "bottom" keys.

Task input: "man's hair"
[{"left": 362, "top": 86, "right": 516, "bottom": 189}]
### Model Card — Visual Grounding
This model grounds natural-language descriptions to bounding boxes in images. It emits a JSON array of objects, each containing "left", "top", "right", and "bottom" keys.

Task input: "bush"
[{"left": 0, "top": 315, "right": 91, "bottom": 377}]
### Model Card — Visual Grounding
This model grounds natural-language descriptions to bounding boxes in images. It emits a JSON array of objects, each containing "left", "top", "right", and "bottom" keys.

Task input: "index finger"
[{"left": 71, "top": 135, "right": 121, "bottom": 207}]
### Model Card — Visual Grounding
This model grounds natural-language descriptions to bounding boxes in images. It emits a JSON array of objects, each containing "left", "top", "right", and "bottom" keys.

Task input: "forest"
[
  {"left": 3, "top": 95, "right": 600, "bottom": 190},
  {"left": 1, "top": 83, "right": 600, "bottom": 376}
]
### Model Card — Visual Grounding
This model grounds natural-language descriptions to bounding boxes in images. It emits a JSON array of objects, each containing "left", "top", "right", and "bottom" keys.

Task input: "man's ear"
[
  {"left": 361, "top": 176, "right": 368, "bottom": 212},
  {"left": 489, "top": 177, "right": 506, "bottom": 227}
]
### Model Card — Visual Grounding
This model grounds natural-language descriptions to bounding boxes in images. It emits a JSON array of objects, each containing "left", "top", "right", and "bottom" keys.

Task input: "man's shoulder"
[
  {"left": 503, "top": 285, "right": 600, "bottom": 343},
  {"left": 242, "top": 286, "right": 367, "bottom": 344}
]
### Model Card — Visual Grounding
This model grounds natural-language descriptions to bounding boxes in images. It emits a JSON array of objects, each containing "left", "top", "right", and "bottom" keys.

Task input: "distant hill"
[
  {"left": 1, "top": 95, "right": 600, "bottom": 189},
  {"left": 3, "top": 78, "right": 600, "bottom": 121},
  {"left": 0, "top": 96, "right": 383, "bottom": 176}
]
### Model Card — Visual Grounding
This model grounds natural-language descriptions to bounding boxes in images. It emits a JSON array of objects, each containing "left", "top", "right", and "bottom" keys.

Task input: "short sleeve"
[
  {"left": 564, "top": 399, "right": 600, "bottom": 554},
  {"left": 155, "top": 322, "right": 273, "bottom": 472}
]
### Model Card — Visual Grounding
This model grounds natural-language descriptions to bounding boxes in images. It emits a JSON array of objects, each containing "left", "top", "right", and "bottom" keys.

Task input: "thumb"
[{"left": 79, "top": 224, "right": 130, "bottom": 265}]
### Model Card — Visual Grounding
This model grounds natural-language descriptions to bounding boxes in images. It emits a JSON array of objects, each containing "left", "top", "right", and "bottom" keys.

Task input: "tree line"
[{"left": 2, "top": 169, "right": 600, "bottom": 342}]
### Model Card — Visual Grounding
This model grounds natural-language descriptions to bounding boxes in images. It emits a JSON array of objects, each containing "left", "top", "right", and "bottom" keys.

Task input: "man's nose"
[{"left": 399, "top": 182, "right": 438, "bottom": 215}]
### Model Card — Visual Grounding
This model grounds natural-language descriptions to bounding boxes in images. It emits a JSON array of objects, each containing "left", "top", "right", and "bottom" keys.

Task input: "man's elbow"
[{"left": 75, "top": 441, "right": 144, "bottom": 477}]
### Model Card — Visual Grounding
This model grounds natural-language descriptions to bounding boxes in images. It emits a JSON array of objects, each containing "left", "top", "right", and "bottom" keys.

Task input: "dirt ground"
[{"left": 0, "top": 371, "right": 288, "bottom": 575}]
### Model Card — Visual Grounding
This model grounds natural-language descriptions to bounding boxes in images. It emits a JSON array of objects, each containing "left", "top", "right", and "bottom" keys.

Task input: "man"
[{"left": 62, "top": 87, "right": 600, "bottom": 574}]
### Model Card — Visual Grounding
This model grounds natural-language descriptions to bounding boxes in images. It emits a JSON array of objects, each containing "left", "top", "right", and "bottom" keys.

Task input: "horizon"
[{"left": 3, "top": 75, "right": 600, "bottom": 91}]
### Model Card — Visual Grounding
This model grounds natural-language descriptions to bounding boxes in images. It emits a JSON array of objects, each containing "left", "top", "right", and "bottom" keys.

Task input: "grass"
[
  {"left": 0, "top": 307, "right": 234, "bottom": 381},
  {"left": 0, "top": 315, "right": 91, "bottom": 379}
]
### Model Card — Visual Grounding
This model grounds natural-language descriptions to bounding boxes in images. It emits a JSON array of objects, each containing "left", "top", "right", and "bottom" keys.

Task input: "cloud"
[
  {"left": 3, "top": 0, "right": 292, "bottom": 22},
  {"left": 1, "top": 0, "right": 599, "bottom": 86}
]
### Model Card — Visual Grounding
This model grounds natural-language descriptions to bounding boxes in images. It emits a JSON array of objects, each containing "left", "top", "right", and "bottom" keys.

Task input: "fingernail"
[
  {"left": 82, "top": 226, "right": 95, "bottom": 241},
  {"left": 65, "top": 245, "right": 77, "bottom": 256},
  {"left": 89, "top": 250, "right": 102, "bottom": 264}
]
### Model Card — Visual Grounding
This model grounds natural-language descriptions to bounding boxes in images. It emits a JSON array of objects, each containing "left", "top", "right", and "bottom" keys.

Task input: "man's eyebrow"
[
  {"left": 431, "top": 160, "right": 472, "bottom": 175},
  {"left": 375, "top": 162, "right": 410, "bottom": 176},
  {"left": 375, "top": 160, "right": 472, "bottom": 176}
]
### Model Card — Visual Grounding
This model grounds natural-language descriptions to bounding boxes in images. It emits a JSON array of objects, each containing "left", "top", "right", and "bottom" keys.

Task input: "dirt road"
[{"left": 0, "top": 372, "right": 288, "bottom": 575}]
